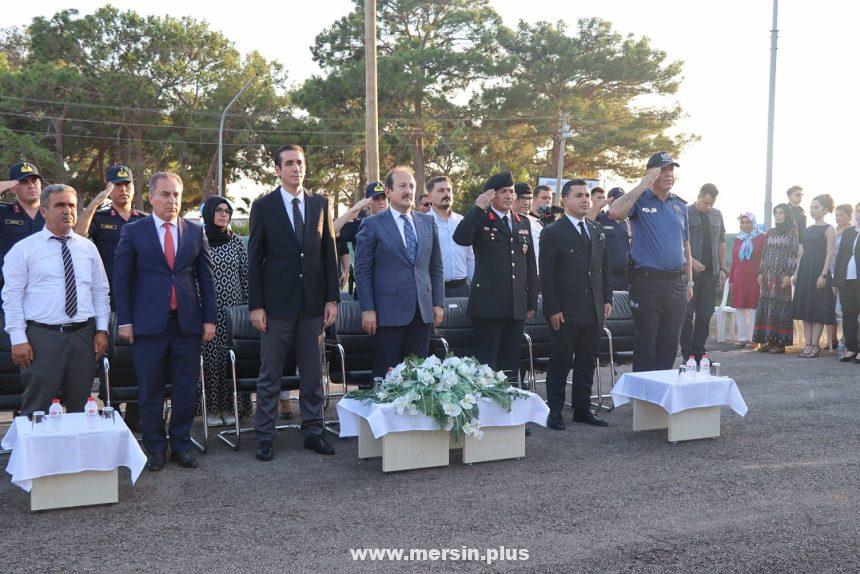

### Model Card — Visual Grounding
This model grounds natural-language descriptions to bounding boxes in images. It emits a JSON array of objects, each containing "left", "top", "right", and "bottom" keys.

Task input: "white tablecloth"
[
  {"left": 2, "top": 413, "right": 147, "bottom": 492},
  {"left": 337, "top": 391, "right": 550, "bottom": 439},
  {"left": 610, "top": 369, "right": 748, "bottom": 416}
]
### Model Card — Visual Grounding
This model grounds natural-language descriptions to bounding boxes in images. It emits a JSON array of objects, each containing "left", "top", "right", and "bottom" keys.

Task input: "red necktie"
[{"left": 163, "top": 222, "right": 178, "bottom": 310}]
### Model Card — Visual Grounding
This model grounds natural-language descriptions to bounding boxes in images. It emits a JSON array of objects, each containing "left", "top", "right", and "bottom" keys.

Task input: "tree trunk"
[
  {"left": 411, "top": 97, "right": 426, "bottom": 194},
  {"left": 51, "top": 104, "right": 68, "bottom": 183},
  {"left": 201, "top": 149, "right": 218, "bottom": 200},
  {"left": 130, "top": 125, "right": 145, "bottom": 211}
]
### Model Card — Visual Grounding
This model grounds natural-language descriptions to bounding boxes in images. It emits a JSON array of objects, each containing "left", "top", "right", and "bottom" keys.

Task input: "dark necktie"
[
  {"left": 51, "top": 236, "right": 78, "bottom": 319},
  {"left": 501, "top": 215, "right": 509, "bottom": 232},
  {"left": 578, "top": 221, "right": 591, "bottom": 246},
  {"left": 292, "top": 197, "right": 304, "bottom": 249},
  {"left": 400, "top": 214, "right": 418, "bottom": 263}
]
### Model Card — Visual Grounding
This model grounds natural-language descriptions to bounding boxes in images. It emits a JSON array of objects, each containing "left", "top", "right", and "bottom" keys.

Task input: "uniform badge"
[
  {"left": 518, "top": 229, "right": 529, "bottom": 235},
  {"left": 4, "top": 219, "right": 23, "bottom": 226},
  {"left": 672, "top": 203, "right": 683, "bottom": 215},
  {"left": 100, "top": 224, "right": 118, "bottom": 230},
  {"left": 19, "top": 164, "right": 33, "bottom": 174}
]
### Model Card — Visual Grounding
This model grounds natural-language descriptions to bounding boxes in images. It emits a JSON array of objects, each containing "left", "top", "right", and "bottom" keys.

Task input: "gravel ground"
[{"left": 1, "top": 344, "right": 858, "bottom": 574}]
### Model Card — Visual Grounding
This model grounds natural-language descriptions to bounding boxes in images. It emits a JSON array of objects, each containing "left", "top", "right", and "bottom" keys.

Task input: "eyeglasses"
[{"left": 214, "top": 207, "right": 232, "bottom": 214}]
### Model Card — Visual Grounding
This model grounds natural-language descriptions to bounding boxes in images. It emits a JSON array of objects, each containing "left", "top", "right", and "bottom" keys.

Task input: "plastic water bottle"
[
  {"left": 84, "top": 396, "right": 99, "bottom": 427},
  {"left": 700, "top": 355, "right": 711, "bottom": 380},
  {"left": 686, "top": 356, "right": 697, "bottom": 371},
  {"left": 48, "top": 399, "right": 63, "bottom": 430}
]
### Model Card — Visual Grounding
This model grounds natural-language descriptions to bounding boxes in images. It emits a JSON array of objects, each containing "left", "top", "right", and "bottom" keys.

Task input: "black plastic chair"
[
  {"left": 102, "top": 313, "right": 209, "bottom": 452},
  {"left": 0, "top": 319, "right": 22, "bottom": 455}
]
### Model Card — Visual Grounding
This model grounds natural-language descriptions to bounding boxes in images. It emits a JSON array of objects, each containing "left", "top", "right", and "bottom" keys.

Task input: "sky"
[{"left": 8, "top": 1, "right": 859, "bottom": 231}]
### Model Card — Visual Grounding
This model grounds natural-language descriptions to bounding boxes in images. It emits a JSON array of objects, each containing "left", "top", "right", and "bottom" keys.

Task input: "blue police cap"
[
  {"left": 647, "top": 152, "right": 680, "bottom": 170},
  {"left": 608, "top": 187, "right": 626, "bottom": 200}
]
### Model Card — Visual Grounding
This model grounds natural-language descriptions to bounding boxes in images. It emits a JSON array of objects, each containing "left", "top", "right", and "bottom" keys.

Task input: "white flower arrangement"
[{"left": 345, "top": 355, "right": 528, "bottom": 440}]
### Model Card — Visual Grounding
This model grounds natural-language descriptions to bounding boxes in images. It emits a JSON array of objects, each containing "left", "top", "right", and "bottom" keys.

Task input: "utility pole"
[
  {"left": 218, "top": 74, "right": 256, "bottom": 197},
  {"left": 764, "top": 0, "right": 779, "bottom": 228},
  {"left": 365, "top": 0, "right": 380, "bottom": 185},
  {"left": 554, "top": 111, "right": 573, "bottom": 205}
]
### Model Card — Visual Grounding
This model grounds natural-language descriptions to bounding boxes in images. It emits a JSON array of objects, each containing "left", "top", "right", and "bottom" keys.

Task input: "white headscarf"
[{"left": 737, "top": 212, "right": 763, "bottom": 261}]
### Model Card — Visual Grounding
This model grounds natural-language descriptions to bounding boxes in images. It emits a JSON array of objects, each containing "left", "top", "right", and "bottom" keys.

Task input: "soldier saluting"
[{"left": 453, "top": 171, "right": 537, "bottom": 383}]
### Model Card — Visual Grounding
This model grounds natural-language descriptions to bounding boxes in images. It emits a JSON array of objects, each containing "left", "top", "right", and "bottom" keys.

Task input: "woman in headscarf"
[
  {"left": 753, "top": 204, "right": 800, "bottom": 353},
  {"left": 196, "top": 196, "right": 252, "bottom": 426},
  {"left": 728, "top": 213, "right": 767, "bottom": 348}
]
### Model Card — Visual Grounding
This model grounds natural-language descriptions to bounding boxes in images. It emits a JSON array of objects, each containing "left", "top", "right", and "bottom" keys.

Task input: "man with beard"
[
  {"left": 427, "top": 175, "right": 473, "bottom": 297},
  {"left": 609, "top": 152, "right": 694, "bottom": 372},
  {"left": 454, "top": 171, "right": 537, "bottom": 383}
]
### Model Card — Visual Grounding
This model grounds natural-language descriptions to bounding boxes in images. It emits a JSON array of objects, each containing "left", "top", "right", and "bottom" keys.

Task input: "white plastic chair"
[{"left": 715, "top": 279, "right": 737, "bottom": 342}]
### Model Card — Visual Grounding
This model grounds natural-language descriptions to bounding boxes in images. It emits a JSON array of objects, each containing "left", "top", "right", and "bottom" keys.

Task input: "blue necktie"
[{"left": 401, "top": 214, "right": 417, "bottom": 263}]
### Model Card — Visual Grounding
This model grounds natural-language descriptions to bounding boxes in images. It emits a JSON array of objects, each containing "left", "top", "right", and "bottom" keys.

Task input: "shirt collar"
[
  {"left": 565, "top": 213, "right": 587, "bottom": 228},
  {"left": 280, "top": 186, "right": 305, "bottom": 205},
  {"left": 41, "top": 227, "right": 76, "bottom": 241},
  {"left": 152, "top": 213, "right": 177, "bottom": 229},
  {"left": 491, "top": 207, "right": 511, "bottom": 221},
  {"left": 389, "top": 205, "right": 412, "bottom": 219}
]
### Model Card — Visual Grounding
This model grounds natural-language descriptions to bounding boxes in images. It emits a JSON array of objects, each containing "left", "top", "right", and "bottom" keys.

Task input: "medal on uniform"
[{"left": 523, "top": 244, "right": 528, "bottom": 254}]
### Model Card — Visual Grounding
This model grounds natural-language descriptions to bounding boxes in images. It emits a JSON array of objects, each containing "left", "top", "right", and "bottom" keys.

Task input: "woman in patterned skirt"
[
  {"left": 197, "top": 196, "right": 252, "bottom": 426},
  {"left": 753, "top": 204, "right": 800, "bottom": 353}
]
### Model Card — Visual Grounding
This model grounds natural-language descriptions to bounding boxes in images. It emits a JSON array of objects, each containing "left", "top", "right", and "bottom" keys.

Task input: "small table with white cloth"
[
  {"left": 610, "top": 369, "right": 748, "bottom": 442},
  {"left": 2, "top": 412, "right": 147, "bottom": 511},
  {"left": 337, "top": 392, "right": 549, "bottom": 472}
]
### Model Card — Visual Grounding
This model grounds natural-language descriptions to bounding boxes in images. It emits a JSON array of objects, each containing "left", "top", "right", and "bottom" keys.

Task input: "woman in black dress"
[
  {"left": 792, "top": 194, "right": 837, "bottom": 358},
  {"left": 198, "top": 196, "right": 253, "bottom": 425}
]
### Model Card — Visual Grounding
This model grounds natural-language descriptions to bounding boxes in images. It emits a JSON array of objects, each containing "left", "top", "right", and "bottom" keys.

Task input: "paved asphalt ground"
[{"left": 1, "top": 343, "right": 858, "bottom": 573}]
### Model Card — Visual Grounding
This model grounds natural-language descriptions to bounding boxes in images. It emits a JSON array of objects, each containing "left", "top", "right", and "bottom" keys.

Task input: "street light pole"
[
  {"left": 764, "top": 0, "right": 779, "bottom": 228},
  {"left": 554, "top": 112, "right": 572, "bottom": 205},
  {"left": 365, "top": 0, "right": 380, "bottom": 185},
  {"left": 218, "top": 75, "right": 257, "bottom": 197}
]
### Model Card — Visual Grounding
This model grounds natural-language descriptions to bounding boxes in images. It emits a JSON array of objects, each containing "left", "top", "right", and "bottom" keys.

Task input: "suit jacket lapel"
[
  {"left": 145, "top": 216, "right": 171, "bottom": 271},
  {"left": 174, "top": 218, "right": 193, "bottom": 267},
  {"left": 301, "top": 190, "right": 316, "bottom": 244},
  {"left": 382, "top": 209, "right": 410, "bottom": 264},
  {"left": 489, "top": 210, "right": 512, "bottom": 236},
  {"left": 587, "top": 219, "right": 600, "bottom": 263}
]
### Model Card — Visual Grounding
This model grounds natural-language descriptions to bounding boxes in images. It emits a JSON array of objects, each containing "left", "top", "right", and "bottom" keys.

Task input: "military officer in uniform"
[
  {"left": 453, "top": 171, "right": 538, "bottom": 383},
  {"left": 75, "top": 165, "right": 145, "bottom": 430},
  {"left": 0, "top": 162, "right": 46, "bottom": 300},
  {"left": 75, "top": 165, "right": 146, "bottom": 307}
]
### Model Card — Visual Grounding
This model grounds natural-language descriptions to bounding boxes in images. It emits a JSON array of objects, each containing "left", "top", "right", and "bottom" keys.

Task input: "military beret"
[{"left": 483, "top": 171, "right": 514, "bottom": 192}]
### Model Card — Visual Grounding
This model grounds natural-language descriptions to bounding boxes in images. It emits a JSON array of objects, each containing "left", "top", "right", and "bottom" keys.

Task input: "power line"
[{"left": 0, "top": 94, "right": 559, "bottom": 122}]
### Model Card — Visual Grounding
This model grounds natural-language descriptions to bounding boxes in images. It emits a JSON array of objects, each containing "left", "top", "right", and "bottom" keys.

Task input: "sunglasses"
[{"left": 421, "top": 202, "right": 431, "bottom": 207}]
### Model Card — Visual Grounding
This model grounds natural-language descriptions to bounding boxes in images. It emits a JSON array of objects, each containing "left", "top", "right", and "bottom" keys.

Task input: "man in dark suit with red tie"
[
  {"left": 539, "top": 179, "right": 613, "bottom": 430},
  {"left": 113, "top": 172, "right": 216, "bottom": 471},
  {"left": 248, "top": 144, "right": 340, "bottom": 462}
]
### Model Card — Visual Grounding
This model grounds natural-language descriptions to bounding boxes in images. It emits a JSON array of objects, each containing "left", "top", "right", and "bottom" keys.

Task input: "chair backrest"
[
  {"left": 107, "top": 312, "right": 138, "bottom": 392},
  {"left": 331, "top": 300, "right": 374, "bottom": 385},
  {"left": 226, "top": 305, "right": 298, "bottom": 383},
  {"left": 523, "top": 296, "right": 552, "bottom": 365},
  {"left": 432, "top": 298, "right": 477, "bottom": 359},
  {"left": 0, "top": 314, "right": 23, "bottom": 411},
  {"left": 602, "top": 290, "right": 635, "bottom": 356}
]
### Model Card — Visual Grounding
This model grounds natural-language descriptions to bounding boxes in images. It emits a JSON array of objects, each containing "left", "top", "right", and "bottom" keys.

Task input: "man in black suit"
[
  {"left": 539, "top": 179, "right": 613, "bottom": 430},
  {"left": 453, "top": 171, "right": 537, "bottom": 382},
  {"left": 248, "top": 144, "right": 340, "bottom": 461}
]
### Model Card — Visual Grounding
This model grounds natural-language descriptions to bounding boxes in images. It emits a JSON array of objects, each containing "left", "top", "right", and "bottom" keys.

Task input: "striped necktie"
[{"left": 51, "top": 236, "right": 78, "bottom": 319}]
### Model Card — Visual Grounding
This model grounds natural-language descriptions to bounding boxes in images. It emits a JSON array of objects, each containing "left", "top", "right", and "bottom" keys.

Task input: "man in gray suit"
[{"left": 355, "top": 166, "right": 445, "bottom": 379}]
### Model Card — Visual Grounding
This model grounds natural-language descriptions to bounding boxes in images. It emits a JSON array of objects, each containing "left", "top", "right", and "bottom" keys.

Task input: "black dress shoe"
[
  {"left": 547, "top": 414, "right": 566, "bottom": 431},
  {"left": 838, "top": 352, "right": 858, "bottom": 362},
  {"left": 168, "top": 450, "right": 198, "bottom": 468},
  {"left": 146, "top": 452, "right": 165, "bottom": 472},
  {"left": 572, "top": 412, "right": 609, "bottom": 427},
  {"left": 303, "top": 434, "right": 335, "bottom": 455},
  {"left": 256, "top": 441, "right": 274, "bottom": 462}
]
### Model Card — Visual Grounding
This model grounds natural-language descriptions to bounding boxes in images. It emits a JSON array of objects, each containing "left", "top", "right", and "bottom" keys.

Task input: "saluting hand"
[
  {"left": 93, "top": 182, "right": 113, "bottom": 206},
  {"left": 0, "top": 180, "right": 17, "bottom": 194},
  {"left": 475, "top": 189, "right": 495, "bottom": 210},
  {"left": 641, "top": 167, "right": 662, "bottom": 187}
]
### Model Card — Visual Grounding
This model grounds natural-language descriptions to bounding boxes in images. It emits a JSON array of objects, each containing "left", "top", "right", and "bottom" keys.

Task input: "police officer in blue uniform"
[
  {"left": 334, "top": 181, "right": 389, "bottom": 295},
  {"left": 0, "top": 162, "right": 46, "bottom": 299},
  {"left": 75, "top": 165, "right": 146, "bottom": 307},
  {"left": 593, "top": 187, "right": 631, "bottom": 291},
  {"left": 608, "top": 152, "right": 694, "bottom": 372}
]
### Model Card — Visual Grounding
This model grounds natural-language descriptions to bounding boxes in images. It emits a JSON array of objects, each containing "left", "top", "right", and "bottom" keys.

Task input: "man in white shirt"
[
  {"left": 2, "top": 184, "right": 110, "bottom": 415},
  {"left": 427, "top": 175, "right": 474, "bottom": 297}
]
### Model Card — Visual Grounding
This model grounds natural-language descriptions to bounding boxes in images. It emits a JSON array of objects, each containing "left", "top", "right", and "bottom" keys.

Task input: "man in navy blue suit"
[
  {"left": 354, "top": 166, "right": 445, "bottom": 379},
  {"left": 113, "top": 172, "right": 216, "bottom": 471}
]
